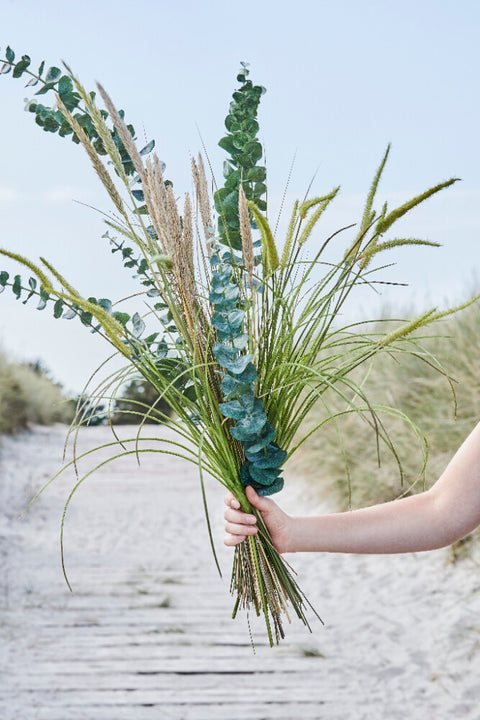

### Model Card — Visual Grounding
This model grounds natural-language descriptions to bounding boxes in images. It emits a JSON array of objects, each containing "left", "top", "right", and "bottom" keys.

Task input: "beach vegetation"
[{"left": 0, "top": 351, "right": 73, "bottom": 436}]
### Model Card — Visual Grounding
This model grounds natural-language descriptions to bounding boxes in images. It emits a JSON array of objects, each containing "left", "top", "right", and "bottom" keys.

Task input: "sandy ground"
[{"left": 1, "top": 424, "right": 480, "bottom": 720}]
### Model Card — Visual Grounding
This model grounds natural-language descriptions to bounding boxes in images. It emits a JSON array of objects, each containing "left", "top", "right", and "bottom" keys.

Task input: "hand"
[{"left": 223, "top": 485, "right": 292, "bottom": 554}]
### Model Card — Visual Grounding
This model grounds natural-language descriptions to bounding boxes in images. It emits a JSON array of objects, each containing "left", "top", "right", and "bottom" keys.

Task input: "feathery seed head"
[
  {"left": 96, "top": 82, "right": 146, "bottom": 181},
  {"left": 297, "top": 188, "right": 339, "bottom": 248},
  {"left": 247, "top": 200, "right": 279, "bottom": 272},
  {"left": 39, "top": 257, "right": 79, "bottom": 296},
  {"left": 192, "top": 154, "right": 213, "bottom": 242},
  {"left": 56, "top": 98, "right": 127, "bottom": 219},
  {"left": 183, "top": 193, "right": 194, "bottom": 271},
  {"left": 141, "top": 157, "right": 170, "bottom": 255},
  {"left": 239, "top": 185, "right": 254, "bottom": 276},
  {"left": 63, "top": 71, "right": 128, "bottom": 183},
  {"left": 0, "top": 249, "right": 54, "bottom": 294}
]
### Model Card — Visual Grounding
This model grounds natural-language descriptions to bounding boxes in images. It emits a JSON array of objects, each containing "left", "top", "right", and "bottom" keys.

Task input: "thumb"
[{"left": 246, "top": 485, "right": 273, "bottom": 513}]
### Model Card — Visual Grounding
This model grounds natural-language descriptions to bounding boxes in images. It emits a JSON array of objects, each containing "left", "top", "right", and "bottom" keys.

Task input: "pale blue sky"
[{"left": 0, "top": 0, "right": 479, "bottom": 392}]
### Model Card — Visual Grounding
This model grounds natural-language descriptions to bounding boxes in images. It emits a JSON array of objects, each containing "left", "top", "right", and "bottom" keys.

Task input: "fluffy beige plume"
[
  {"left": 192, "top": 154, "right": 213, "bottom": 248},
  {"left": 57, "top": 98, "right": 127, "bottom": 220},
  {"left": 142, "top": 157, "right": 171, "bottom": 256},
  {"left": 96, "top": 82, "right": 146, "bottom": 182},
  {"left": 179, "top": 193, "right": 197, "bottom": 317},
  {"left": 158, "top": 188, "right": 197, "bottom": 339},
  {"left": 166, "top": 185, "right": 183, "bottom": 251},
  {"left": 61, "top": 66, "right": 128, "bottom": 184},
  {"left": 183, "top": 193, "right": 194, "bottom": 274},
  {"left": 239, "top": 185, "right": 254, "bottom": 278}
]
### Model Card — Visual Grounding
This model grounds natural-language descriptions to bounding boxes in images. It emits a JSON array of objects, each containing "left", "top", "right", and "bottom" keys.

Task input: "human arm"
[{"left": 224, "top": 420, "right": 480, "bottom": 554}]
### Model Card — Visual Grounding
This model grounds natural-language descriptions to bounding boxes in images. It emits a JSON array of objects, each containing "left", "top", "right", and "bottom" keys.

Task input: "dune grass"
[
  {"left": 0, "top": 351, "right": 73, "bottom": 437},
  {"left": 292, "top": 300, "right": 480, "bottom": 520}
]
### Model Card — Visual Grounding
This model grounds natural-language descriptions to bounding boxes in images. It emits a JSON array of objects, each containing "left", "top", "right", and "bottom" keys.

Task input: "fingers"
[
  {"left": 224, "top": 493, "right": 241, "bottom": 510},
  {"left": 224, "top": 533, "right": 245, "bottom": 546},
  {"left": 225, "top": 519, "right": 257, "bottom": 536},
  {"left": 224, "top": 507, "right": 257, "bottom": 542},
  {"left": 224, "top": 506, "right": 257, "bottom": 525},
  {"left": 245, "top": 484, "right": 273, "bottom": 512},
  {"left": 224, "top": 487, "right": 272, "bottom": 514},
  {"left": 223, "top": 493, "right": 258, "bottom": 547}
]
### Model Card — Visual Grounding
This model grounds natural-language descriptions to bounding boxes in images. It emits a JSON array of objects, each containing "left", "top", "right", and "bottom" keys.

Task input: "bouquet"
[{"left": 1, "top": 48, "right": 477, "bottom": 646}]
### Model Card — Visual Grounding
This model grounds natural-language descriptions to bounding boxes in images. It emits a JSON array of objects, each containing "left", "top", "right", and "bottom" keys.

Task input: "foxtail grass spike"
[
  {"left": 0, "top": 249, "right": 53, "bottom": 293},
  {"left": 376, "top": 178, "right": 460, "bottom": 236},
  {"left": 359, "top": 237, "right": 441, "bottom": 270},
  {"left": 297, "top": 187, "right": 339, "bottom": 247},
  {"left": 247, "top": 201, "right": 279, "bottom": 271},
  {"left": 280, "top": 200, "right": 299, "bottom": 266}
]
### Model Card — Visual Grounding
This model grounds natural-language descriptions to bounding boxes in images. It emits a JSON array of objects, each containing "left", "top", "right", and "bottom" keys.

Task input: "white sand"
[{"left": 0, "top": 424, "right": 479, "bottom": 719}]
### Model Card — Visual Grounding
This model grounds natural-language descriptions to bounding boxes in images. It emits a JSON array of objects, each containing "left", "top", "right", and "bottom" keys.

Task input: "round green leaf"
[
  {"left": 45, "top": 66, "right": 61, "bottom": 83},
  {"left": 53, "top": 299, "right": 64, "bottom": 318},
  {"left": 12, "top": 275, "right": 22, "bottom": 299}
]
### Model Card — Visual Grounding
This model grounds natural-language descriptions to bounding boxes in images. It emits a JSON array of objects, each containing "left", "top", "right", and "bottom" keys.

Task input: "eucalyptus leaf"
[
  {"left": 97, "top": 298, "right": 112, "bottom": 313},
  {"left": 232, "top": 333, "right": 249, "bottom": 349},
  {"left": 34, "top": 82, "right": 56, "bottom": 96},
  {"left": 132, "top": 312, "right": 146, "bottom": 338},
  {"left": 12, "top": 56, "right": 31, "bottom": 78},
  {"left": 80, "top": 310, "right": 93, "bottom": 326},
  {"left": 225, "top": 354, "right": 256, "bottom": 376},
  {"left": 112, "top": 311, "right": 130, "bottom": 327},
  {"left": 248, "top": 465, "right": 281, "bottom": 485},
  {"left": 12, "top": 275, "right": 22, "bottom": 299},
  {"left": 53, "top": 299, "right": 64, "bottom": 318},
  {"left": 45, "top": 66, "right": 61, "bottom": 83},
  {"left": 62, "top": 306, "right": 77, "bottom": 320},
  {"left": 218, "top": 400, "right": 245, "bottom": 420},
  {"left": 235, "top": 362, "right": 258, "bottom": 384},
  {"left": 139, "top": 139, "right": 155, "bottom": 156},
  {"left": 243, "top": 423, "right": 277, "bottom": 454},
  {"left": 246, "top": 445, "right": 287, "bottom": 468},
  {"left": 256, "top": 477, "right": 284, "bottom": 496},
  {"left": 58, "top": 75, "right": 73, "bottom": 95},
  {"left": 37, "top": 288, "right": 49, "bottom": 311}
]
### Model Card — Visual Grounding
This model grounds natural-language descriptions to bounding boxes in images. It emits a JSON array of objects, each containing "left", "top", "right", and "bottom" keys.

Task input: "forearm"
[
  {"left": 287, "top": 421, "right": 480, "bottom": 555},
  {"left": 287, "top": 491, "right": 447, "bottom": 553}
]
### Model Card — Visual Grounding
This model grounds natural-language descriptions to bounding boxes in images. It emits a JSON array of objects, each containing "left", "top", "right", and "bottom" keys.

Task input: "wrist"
[
  {"left": 282, "top": 515, "right": 298, "bottom": 554},
  {"left": 284, "top": 515, "right": 326, "bottom": 553}
]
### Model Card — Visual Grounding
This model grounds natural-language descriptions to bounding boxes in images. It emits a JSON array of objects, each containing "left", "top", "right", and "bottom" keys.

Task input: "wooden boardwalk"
[
  {"left": 0, "top": 426, "right": 334, "bottom": 720},
  {"left": 1, "top": 425, "right": 480, "bottom": 719}
]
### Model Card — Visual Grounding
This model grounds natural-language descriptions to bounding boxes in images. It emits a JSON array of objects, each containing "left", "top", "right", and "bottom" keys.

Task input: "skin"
[{"left": 224, "top": 420, "right": 480, "bottom": 554}]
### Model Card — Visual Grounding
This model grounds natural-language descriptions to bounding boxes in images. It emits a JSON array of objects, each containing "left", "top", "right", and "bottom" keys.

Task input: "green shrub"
[{"left": 0, "top": 351, "right": 73, "bottom": 436}]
